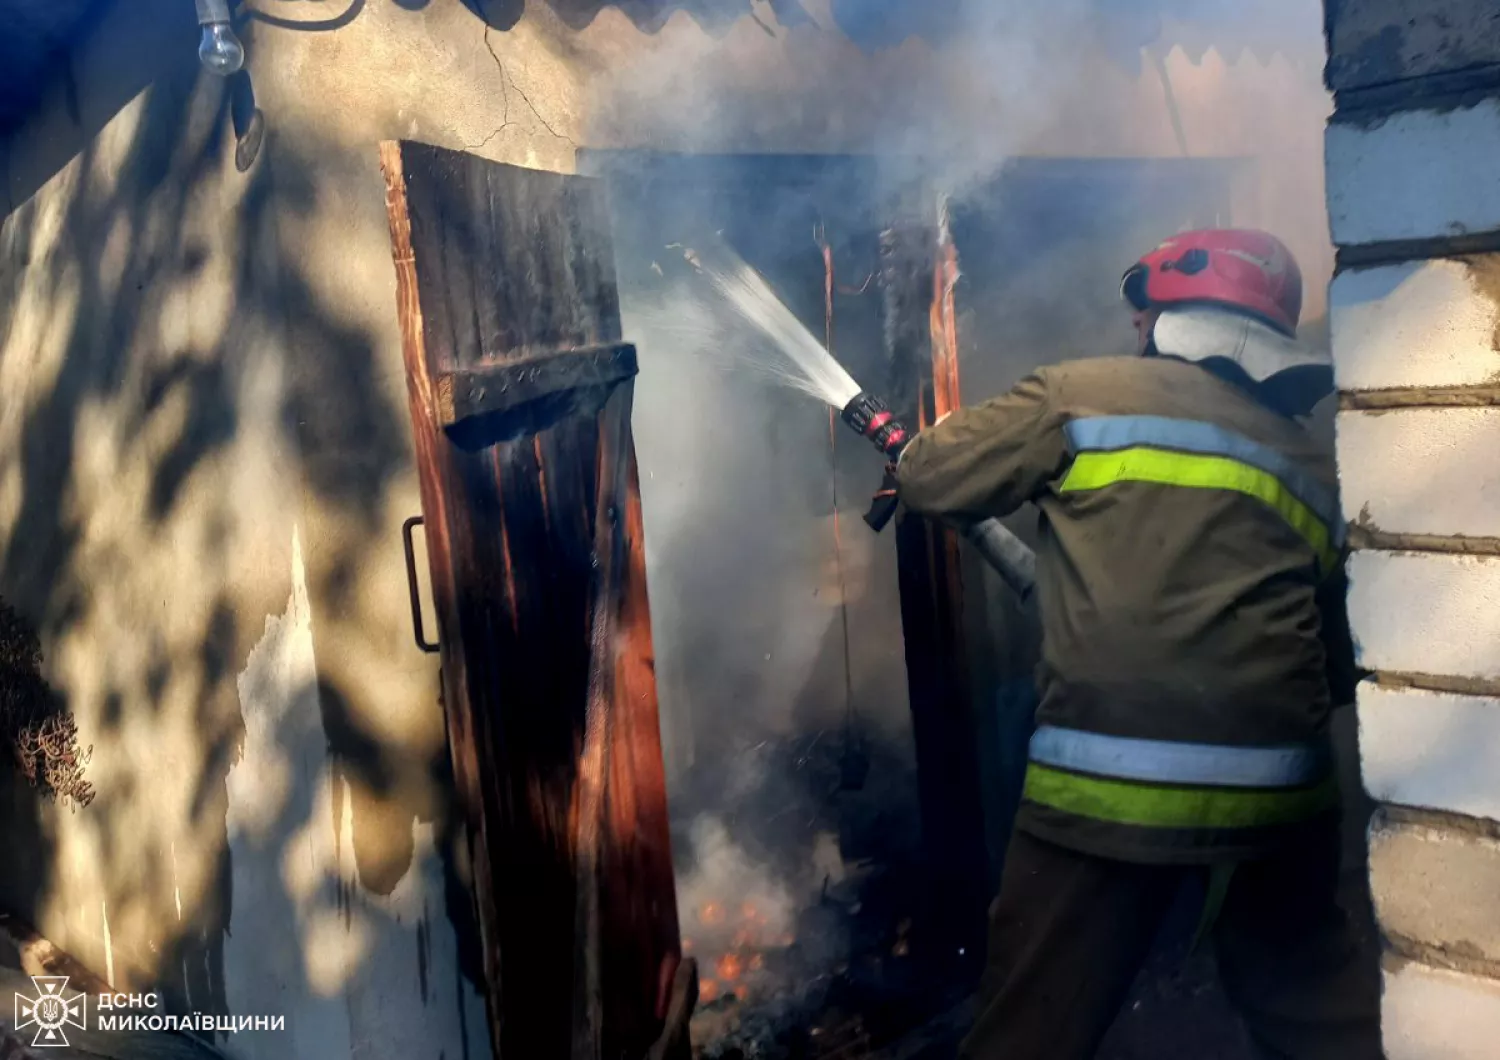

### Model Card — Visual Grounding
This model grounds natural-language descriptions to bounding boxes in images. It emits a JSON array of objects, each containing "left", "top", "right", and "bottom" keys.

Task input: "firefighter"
[{"left": 893, "top": 230, "right": 1382, "bottom": 1059}]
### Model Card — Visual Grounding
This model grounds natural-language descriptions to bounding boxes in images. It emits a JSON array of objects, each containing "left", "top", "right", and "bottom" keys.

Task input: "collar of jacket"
[{"left": 1149, "top": 307, "right": 1334, "bottom": 419}]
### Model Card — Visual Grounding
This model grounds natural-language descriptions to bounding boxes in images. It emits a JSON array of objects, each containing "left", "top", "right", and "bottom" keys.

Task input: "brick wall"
[{"left": 1323, "top": 2, "right": 1500, "bottom": 1055}]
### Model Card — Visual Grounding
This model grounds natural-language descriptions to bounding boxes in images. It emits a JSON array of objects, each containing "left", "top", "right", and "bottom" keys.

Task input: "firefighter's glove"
[{"left": 863, "top": 463, "right": 902, "bottom": 532}]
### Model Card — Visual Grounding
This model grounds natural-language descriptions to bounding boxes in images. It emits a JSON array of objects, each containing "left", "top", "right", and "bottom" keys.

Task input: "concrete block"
[
  {"left": 1361, "top": 685, "right": 1500, "bottom": 819},
  {"left": 1331, "top": 258, "right": 1500, "bottom": 391},
  {"left": 1383, "top": 961, "right": 1500, "bottom": 1060},
  {"left": 1346, "top": 551, "right": 1500, "bottom": 680},
  {"left": 1327, "top": 98, "right": 1500, "bottom": 247},
  {"left": 1337, "top": 408, "right": 1500, "bottom": 538},
  {"left": 1326, "top": 0, "right": 1500, "bottom": 93},
  {"left": 1369, "top": 816, "right": 1500, "bottom": 961}
]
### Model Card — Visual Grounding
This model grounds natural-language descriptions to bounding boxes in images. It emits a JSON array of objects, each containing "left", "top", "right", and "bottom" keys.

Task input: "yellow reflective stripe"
[
  {"left": 1023, "top": 763, "right": 1338, "bottom": 830},
  {"left": 1061, "top": 447, "right": 1338, "bottom": 573}
]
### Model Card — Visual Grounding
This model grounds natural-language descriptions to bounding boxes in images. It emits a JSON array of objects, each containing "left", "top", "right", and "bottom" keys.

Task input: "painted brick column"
[{"left": 1324, "top": 3, "right": 1500, "bottom": 1056}]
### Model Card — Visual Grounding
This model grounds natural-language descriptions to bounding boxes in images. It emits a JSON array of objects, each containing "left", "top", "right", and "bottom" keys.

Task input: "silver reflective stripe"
[
  {"left": 1063, "top": 415, "right": 1346, "bottom": 548},
  {"left": 1028, "top": 725, "right": 1329, "bottom": 789}
]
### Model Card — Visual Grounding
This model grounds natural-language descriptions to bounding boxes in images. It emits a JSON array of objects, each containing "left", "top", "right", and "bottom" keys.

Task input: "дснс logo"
[{"left": 13, "top": 976, "right": 87, "bottom": 1048}]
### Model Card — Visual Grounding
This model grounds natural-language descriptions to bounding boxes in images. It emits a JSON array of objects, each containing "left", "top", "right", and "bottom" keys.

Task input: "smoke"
[
  {"left": 625, "top": 261, "right": 896, "bottom": 753},
  {"left": 573, "top": 0, "right": 1335, "bottom": 1046},
  {"left": 678, "top": 816, "right": 797, "bottom": 953},
  {"left": 582, "top": 0, "right": 1102, "bottom": 197},
  {"left": 577, "top": 0, "right": 1333, "bottom": 298}
]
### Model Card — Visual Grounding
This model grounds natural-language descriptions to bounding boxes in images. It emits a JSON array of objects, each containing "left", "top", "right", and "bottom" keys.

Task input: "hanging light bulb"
[{"left": 196, "top": 0, "right": 245, "bottom": 76}]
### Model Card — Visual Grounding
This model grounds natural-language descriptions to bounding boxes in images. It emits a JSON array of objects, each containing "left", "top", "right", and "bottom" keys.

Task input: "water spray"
[{"left": 673, "top": 242, "right": 1037, "bottom": 600}]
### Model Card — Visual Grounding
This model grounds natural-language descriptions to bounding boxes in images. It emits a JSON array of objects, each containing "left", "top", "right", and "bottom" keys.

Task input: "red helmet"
[{"left": 1121, "top": 229, "right": 1303, "bottom": 336}]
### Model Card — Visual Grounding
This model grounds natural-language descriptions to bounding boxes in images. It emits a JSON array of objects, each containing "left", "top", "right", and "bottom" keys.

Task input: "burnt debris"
[{"left": 0, "top": 597, "right": 93, "bottom": 808}]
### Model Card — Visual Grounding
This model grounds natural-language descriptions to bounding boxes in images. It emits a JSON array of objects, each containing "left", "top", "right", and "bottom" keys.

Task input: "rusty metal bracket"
[
  {"left": 433, "top": 342, "right": 639, "bottom": 431},
  {"left": 402, "top": 515, "right": 440, "bottom": 654}
]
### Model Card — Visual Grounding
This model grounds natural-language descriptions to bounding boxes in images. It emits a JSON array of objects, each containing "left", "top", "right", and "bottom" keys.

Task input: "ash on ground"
[{"left": 672, "top": 730, "right": 959, "bottom": 1059}]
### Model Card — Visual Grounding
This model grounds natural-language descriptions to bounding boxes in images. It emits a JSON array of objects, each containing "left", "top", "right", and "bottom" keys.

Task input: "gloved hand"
[{"left": 863, "top": 463, "right": 901, "bottom": 532}]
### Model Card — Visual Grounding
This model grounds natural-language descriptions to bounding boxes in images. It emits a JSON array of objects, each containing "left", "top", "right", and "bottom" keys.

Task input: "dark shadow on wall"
[
  {"left": 0, "top": 3, "right": 470, "bottom": 1041},
  {"left": 0, "top": 0, "right": 102, "bottom": 132}
]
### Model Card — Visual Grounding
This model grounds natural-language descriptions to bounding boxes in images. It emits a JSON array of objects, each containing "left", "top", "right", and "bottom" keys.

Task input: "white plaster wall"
[
  {"left": 1369, "top": 816, "right": 1500, "bottom": 963},
  {"left": 1330, "top": 259, "right": 1500, "bottom": 391},
  {"left": 1346, "top": 552, "right": 1500, "bottom": 679},
  {"left": 0, "top": 5, "right": 494, "bottom": 1055},
  {"left": 1383, "top": 962, "right": 1500, "bottom": 1060},
  {"left": 222, "top": 530, "right": 487, "bottom": 1059},
  {"left": 1327, "top": 98, "right": 1500, "bottom": 246},
  {"left": 1360, "top": 684, "right": 1500, "bottom": 819},
  {"left": 1337, "top": 408, "right": 1500, "bottom": 537},
  {"left": 1323, "top": 9, "right": 1500, "bottom": 1055}
]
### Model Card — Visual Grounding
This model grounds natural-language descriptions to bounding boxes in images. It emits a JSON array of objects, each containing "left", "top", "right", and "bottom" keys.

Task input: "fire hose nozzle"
[
  {"left": 839, "top": 393, "right": 1038, "bottom": 600},
  {"left": 841, "top": 392, "right": 910, "bottom": 461},
  {"left": 841, "top": 393, "right": 911, "bottom": 532}
]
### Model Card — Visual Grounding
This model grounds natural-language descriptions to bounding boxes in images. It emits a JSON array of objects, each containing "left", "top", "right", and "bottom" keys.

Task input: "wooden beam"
[
  {"left": 878, "top": 211, "right": 989, "bottom": 981},
  {"left": 431, "top": 343, "right": 638, "bottom": 431},
  {"left": 380, "top": 141, "right": 680, "bottom": 1060}
]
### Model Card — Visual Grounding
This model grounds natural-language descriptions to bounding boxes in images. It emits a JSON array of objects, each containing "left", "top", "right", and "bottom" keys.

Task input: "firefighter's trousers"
[{"left": 960, "top": 820, "right": 1383, "bottom": 1060}]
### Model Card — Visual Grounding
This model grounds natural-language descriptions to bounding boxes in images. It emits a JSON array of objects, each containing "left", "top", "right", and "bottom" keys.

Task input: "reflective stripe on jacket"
[{"left": 894, "top": 354, "right": 1352, "bottom": 864}]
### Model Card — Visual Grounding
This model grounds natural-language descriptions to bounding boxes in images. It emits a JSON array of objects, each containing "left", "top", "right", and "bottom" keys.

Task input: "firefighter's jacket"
[{"left": 895, "top": 355, "right": 1354, "bottom": 864}]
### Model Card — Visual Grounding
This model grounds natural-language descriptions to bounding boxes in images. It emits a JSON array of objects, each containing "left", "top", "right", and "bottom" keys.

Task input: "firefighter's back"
[{"left": 1020, "top": 354, "right": 1344, "bottom": 862}]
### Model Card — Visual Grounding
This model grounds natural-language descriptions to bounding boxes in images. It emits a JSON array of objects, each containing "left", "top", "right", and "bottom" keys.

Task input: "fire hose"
[{"left": 840, "top": 392, "right": 1037, "bottom": 601}]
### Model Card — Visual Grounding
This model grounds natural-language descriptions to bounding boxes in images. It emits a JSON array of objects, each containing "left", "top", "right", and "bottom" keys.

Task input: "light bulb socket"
[{"left": 196, "top": 0, "right": 233, "bottom": 25}]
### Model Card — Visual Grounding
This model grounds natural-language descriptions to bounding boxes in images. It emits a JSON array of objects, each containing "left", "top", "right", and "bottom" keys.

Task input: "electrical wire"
[{"left": 239, "top": 0, "right": 366, "bottom": 32}]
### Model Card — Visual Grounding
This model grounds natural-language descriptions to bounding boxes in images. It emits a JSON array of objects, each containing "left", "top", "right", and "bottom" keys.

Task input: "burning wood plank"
[{"left": 877, "top": 214, "right": 988, "bottom": 981}]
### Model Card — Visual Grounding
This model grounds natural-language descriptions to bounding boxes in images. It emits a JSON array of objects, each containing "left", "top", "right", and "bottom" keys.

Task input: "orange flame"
[{"left": 716, "top": 954, "right": 744, "bottom": 982}]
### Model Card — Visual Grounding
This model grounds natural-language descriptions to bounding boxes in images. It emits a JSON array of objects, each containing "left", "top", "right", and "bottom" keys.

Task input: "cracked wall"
[{"left": 0, "top": 1, "right": 489, "bottom": 1056}]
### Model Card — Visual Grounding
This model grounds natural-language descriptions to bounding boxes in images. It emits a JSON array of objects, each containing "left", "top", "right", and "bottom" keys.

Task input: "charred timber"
[
  {"left": 434, "top": 341, "right": 639, "bottom": 438},
  {"left": 877, "top": 216, "right": 988, "bottom": 983},
  {"left": 380, "top": 141, "right": 680, "bottom": 1060}
]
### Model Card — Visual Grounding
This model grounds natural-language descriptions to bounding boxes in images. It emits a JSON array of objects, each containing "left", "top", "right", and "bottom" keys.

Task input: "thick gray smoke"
[{"left": 584, "top": 0, "right": 1333, "bottom": 1048}]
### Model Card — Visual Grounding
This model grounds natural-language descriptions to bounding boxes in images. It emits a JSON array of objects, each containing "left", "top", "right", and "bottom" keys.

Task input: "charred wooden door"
[
  {"left": 879, "top": 213, "right": 989, "bottom": 981},
  {"left": 380, "top": 141, "right": 680, "bottom": 1060}
]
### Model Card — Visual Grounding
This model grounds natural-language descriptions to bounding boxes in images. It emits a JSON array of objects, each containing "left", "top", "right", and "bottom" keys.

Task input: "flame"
[
  {"left": 690, "top": 889, "right": 802, "bottom": 1011},
  {"left": 716, "top": 953, "right": 744, "bottom": 982}
]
